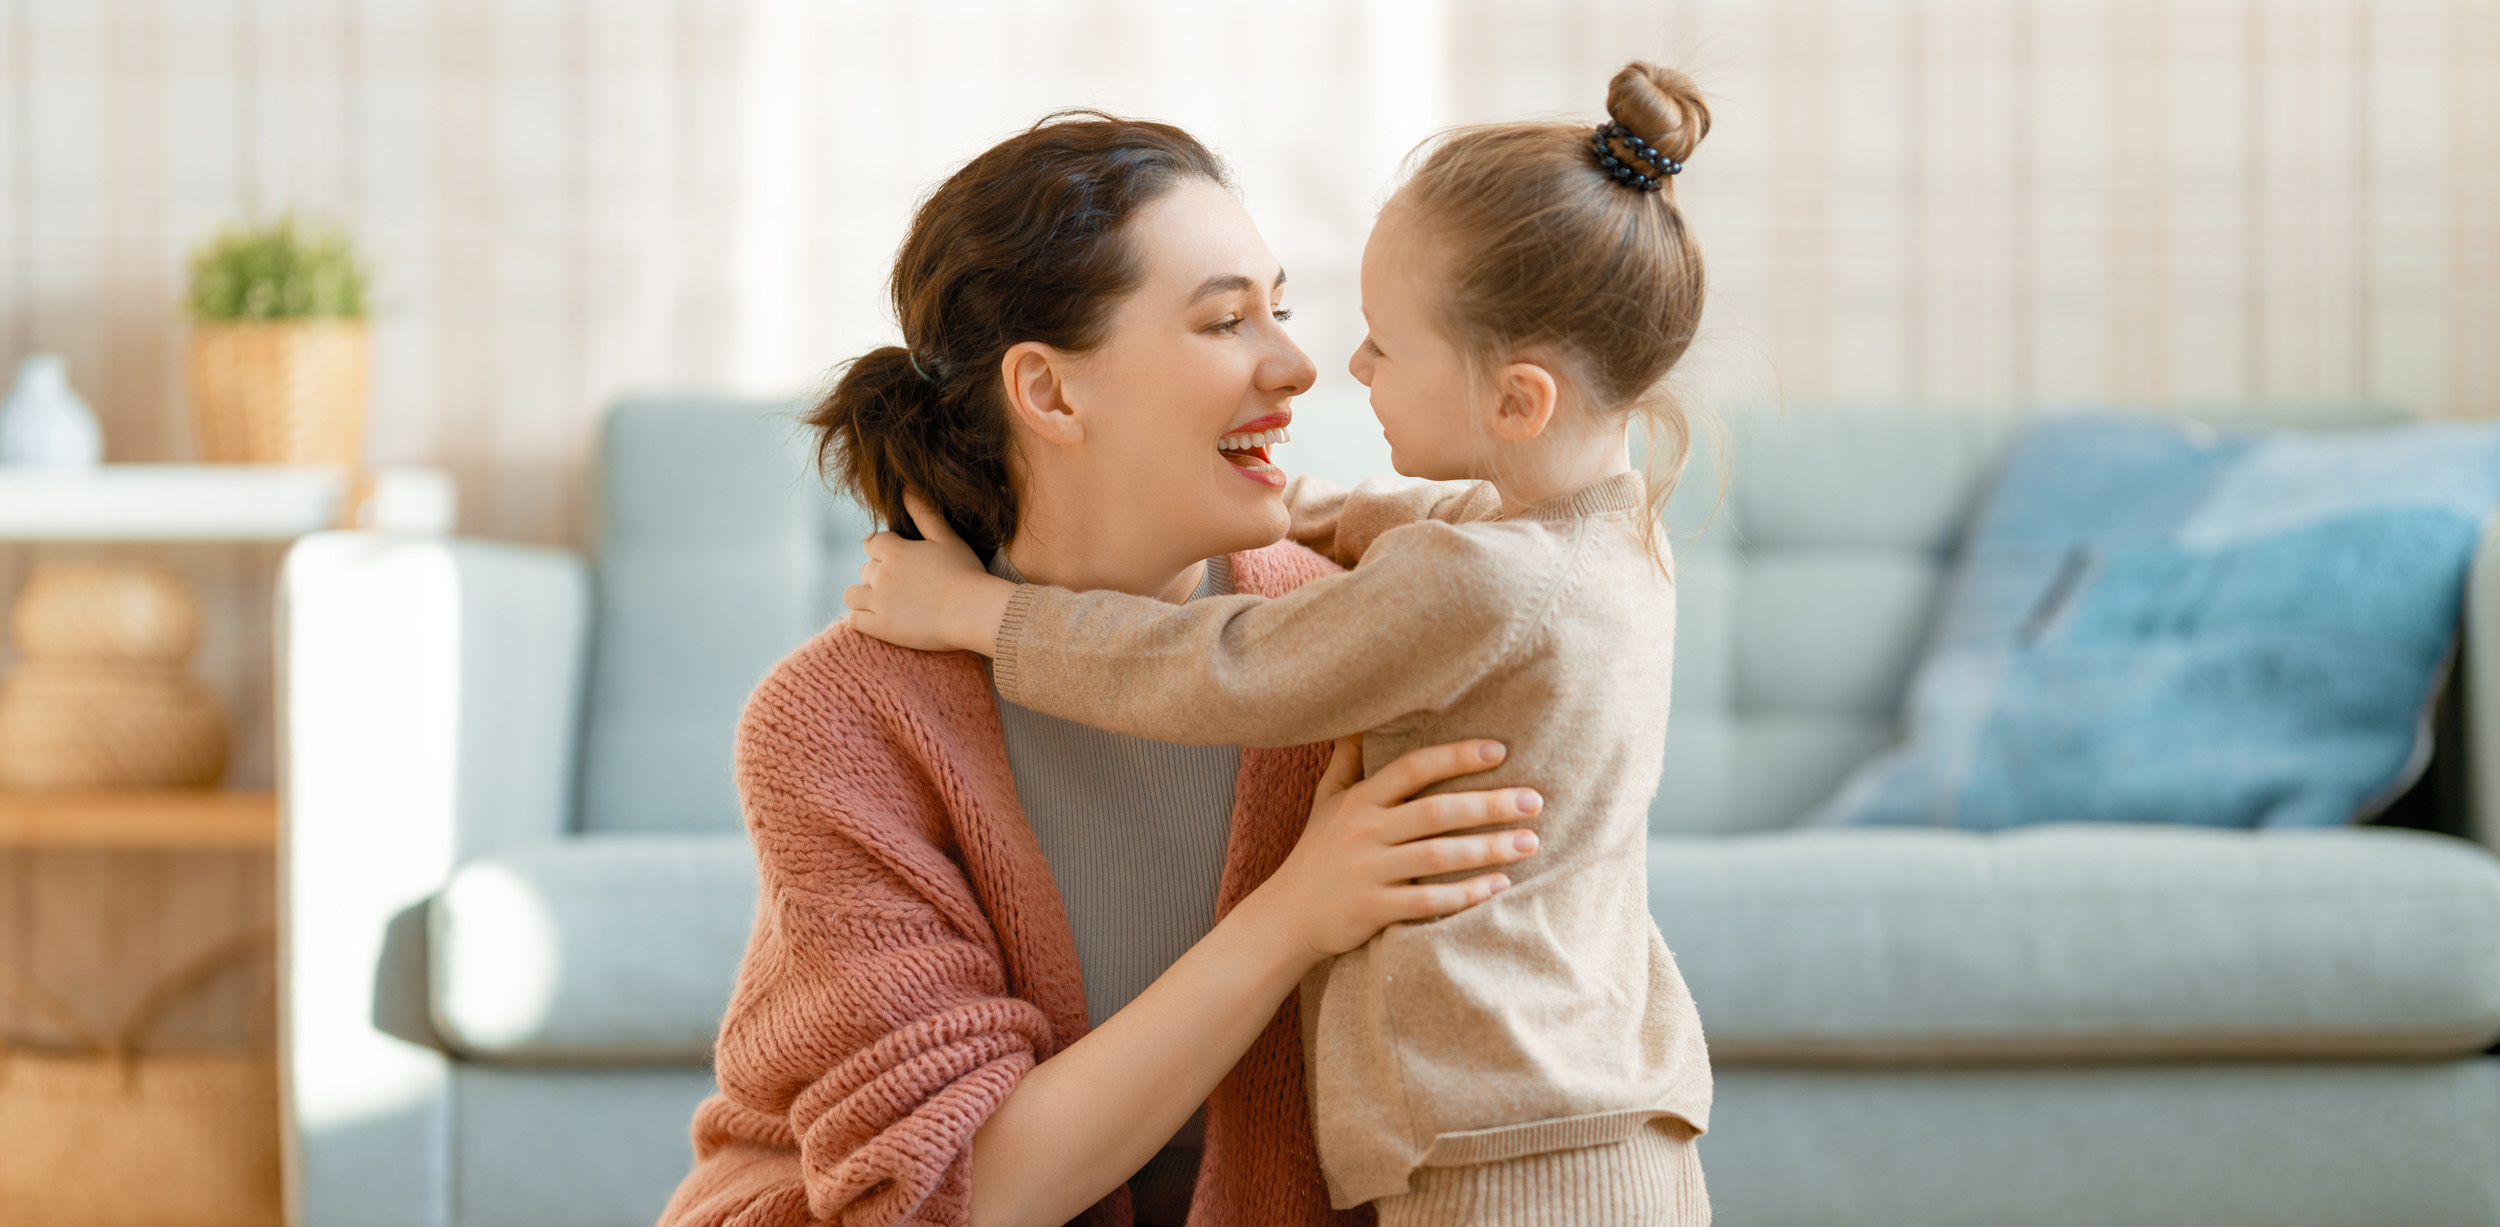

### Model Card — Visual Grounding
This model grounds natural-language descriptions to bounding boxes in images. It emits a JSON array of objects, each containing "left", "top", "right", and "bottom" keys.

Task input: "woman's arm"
[{"left": 966, "top": 736, "right": 1540, "bottom": 1227}]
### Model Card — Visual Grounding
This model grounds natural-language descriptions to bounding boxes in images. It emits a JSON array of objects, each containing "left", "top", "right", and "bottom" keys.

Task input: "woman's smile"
[{"left": 1219, "top": 412, "right": 1293, "bottom": 487}]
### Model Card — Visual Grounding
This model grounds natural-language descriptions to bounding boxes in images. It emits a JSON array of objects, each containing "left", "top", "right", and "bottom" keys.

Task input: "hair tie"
[
  {"left": 906, "top": 352, "right": 936, "bottom": 384},
  {"left": 1589, "top": 123, "right": 1678, "bottom": 192}
]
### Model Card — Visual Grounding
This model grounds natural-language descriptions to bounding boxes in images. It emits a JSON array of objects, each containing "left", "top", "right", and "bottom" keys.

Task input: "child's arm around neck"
[{"left": 844, "top": 491, "right": 1020, "bottom": 656}]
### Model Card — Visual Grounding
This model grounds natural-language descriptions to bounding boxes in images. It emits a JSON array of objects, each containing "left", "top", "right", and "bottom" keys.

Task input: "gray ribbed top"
[{"left": 985, "top": 551, "right": 1240, "bottom": 1225}]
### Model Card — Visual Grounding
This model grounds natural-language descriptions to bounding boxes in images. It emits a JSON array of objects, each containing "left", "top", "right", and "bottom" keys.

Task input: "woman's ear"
[
  {"left": 1000, "top": 341, "right": 1087, "bottom": 446},
  {"left": 1489, "top": 361, "right": 1561, "bottom": 443}
]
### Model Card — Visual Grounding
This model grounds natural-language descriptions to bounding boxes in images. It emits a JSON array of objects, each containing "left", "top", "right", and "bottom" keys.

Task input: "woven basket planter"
[{"left": 185, "top": 320, "right": 369, "bottom": 465}]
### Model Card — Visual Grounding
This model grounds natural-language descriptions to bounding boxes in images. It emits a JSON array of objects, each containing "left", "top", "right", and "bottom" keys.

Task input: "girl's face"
[
  {"left": 1348, "top": 205, "right": 1485, "bottom": 481},
  {"left": 1046, "top": 178, "right": 1315, "bottom": 564}
]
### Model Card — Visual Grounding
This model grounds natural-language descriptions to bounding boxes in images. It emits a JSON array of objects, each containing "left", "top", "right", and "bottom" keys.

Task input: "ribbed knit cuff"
[
  {"left": 1375, "top": 1123, "right": 1705, "bottom": 1227},
  {"left": 991, "top": 582, "right": 1040, "bottom": 701}
]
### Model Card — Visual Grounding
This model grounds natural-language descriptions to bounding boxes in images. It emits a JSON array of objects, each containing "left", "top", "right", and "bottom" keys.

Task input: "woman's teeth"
[
  {"left": 1218, "top": 425, "right": 1287, "bottom": 484},
  {"left": 1217, "top": 426, "right": 1290, "bottom": 454}
]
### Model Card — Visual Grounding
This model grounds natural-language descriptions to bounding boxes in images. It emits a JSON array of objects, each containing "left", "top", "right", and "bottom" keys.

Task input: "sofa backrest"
[
  {"left": 1650, "top": 404, "right": 2411, "bottom": 836},
  {"left": 575, "top": 397, "right": 872, "bottom": 835},
  {"left": 570, "top": 396, "right": 2414, "bottom": 837}
]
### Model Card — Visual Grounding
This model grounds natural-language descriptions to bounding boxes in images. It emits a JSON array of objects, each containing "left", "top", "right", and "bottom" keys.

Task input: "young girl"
[{"left": 850, "top": 63, "right": 1716, "bottom": 1226}]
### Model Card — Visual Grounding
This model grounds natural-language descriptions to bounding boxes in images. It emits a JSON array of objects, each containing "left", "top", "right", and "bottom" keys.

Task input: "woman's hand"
[
  {"left": 845, "top": 491, "right": 1017, "bottom": 654},
  {"left": 1244, "top": 735, "right": 1541, "bottom": 966},
  {"left": 966, "top": 734, "right": 1536, "bottom": 1227}
]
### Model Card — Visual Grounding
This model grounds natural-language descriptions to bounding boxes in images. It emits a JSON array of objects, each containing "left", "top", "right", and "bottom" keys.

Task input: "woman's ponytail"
[
  {"left": 807, "top": 345, "right": 1015, "bottom": 555},
  {"left": 807, "top": 111, "right": 1230, "bottom": 560}
]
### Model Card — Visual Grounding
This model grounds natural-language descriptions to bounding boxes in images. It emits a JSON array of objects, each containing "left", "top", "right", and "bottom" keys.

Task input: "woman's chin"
[{"left": 1198, "top": 479, "right": 1292, "bottom": 555}]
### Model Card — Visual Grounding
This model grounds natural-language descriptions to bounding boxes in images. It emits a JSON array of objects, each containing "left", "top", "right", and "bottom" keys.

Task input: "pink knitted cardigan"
[{"left": 658, "top": 542, "right": 1368, "bottom": 1227}]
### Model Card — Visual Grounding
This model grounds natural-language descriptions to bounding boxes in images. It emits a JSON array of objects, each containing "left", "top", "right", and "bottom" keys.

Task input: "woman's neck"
[{"left": 1000, "top": 501, "right": 1207, "bottom": 605}]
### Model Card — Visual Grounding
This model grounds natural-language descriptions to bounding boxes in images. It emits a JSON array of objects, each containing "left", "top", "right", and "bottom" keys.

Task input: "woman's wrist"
[{"left": 1217, "top": 879, "right": 1329, "bottom": 982}]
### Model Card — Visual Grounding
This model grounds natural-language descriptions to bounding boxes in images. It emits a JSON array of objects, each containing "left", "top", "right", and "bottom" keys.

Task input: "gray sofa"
[{"left": 280, "top": 399, "right": 2500, "bottom": 1227}]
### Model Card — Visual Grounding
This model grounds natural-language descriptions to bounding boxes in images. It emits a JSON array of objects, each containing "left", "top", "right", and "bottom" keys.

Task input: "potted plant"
[{"left": 184, "top": 216, "right": 370, "bottom": 465}]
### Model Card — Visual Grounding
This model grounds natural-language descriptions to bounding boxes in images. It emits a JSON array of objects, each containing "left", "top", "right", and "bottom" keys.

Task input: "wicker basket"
[
  {"left": 0, "top": 928, "right": 280, "bottom": 1227},
  {"left": 185, "top": 320, "right": 369, "bottom": 465},
  {"left": 0, "top": 663, "right": 229, "bottom": 790},
  {"left": 11, "top": 561, "right": 199, "bottom": 665},
  {"left": 0, "top": 561, "right": 228, "bottom": 791}
]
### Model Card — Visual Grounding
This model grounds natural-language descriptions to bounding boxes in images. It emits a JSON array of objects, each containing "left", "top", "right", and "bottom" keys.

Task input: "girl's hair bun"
[{"left": 1606, "top": 62, "right": 1711, "bottom": 166}]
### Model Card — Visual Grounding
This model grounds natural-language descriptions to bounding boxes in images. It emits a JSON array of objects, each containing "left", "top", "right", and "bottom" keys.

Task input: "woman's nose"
[{"left": 1264, "top": 331, "right": 1318, "bottom": 397}]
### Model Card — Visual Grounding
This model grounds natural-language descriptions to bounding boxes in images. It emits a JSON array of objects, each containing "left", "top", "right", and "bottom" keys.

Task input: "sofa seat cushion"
[
  {"left": 431, "top": 836, "right": 757, "bottom": 1061},
  {"left": 1650, "top": 824, "right": 2500, "bottom": 1063}
]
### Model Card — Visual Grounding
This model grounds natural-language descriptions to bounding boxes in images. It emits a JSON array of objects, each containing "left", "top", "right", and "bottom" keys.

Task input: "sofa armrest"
[
  {"left": 278, "top": 533, "right": 591, "bottom": 1227},
  {"left": 2466, "top": 522, "right": 2500, "bottom": 852}
]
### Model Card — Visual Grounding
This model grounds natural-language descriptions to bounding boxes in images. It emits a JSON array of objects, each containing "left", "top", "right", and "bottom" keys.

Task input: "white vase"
[{"left": 0, "top": 354, "right": 104, "bottom": 468}]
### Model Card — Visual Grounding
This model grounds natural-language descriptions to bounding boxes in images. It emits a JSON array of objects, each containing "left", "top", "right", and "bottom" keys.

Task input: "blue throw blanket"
[{"left": 1813, "top": 413, "right": 2500, "bottom": 830}]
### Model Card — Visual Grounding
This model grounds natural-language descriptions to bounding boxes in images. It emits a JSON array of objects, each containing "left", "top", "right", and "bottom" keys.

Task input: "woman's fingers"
[
  {"left": 1385, "top": 786, "right": 1542, "bottom": 843},
  {"left": 1357, "top": 739, "right": 1505, "bottom": 806},
  {"left": 1383, "top": 829, "right": 1537, "bottom": 883},
  {"left": 842, "top": 583, "right": 874, "bottom": 614},
  {"left": 1382, "top": 874, "right": 1512, "bottom": 924},
  {"left": 900, "top": 490, "right": 960, "bottom": 544}
]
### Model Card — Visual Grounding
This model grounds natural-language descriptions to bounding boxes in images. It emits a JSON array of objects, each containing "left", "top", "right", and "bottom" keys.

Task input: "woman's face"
[{"left": 1039, "top": 178, "right": 1315, "bottom": 567}]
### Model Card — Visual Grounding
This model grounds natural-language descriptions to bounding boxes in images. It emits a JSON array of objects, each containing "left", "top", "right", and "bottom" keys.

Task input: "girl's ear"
[
  {"left": 1001, "top": 341, "right": 1086, "bottom": 446},
  {"left": 1489, "top": 361, "right": 1561, "bottom": 442}
]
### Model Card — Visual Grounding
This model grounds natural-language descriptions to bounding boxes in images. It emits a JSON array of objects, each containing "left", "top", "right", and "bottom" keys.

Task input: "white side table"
[{"left": 0, "top": 464, "right": 455, "bottom": 540}]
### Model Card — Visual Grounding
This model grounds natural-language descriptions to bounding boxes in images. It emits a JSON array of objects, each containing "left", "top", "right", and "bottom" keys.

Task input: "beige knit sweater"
[{"left": 993, "top": 470, "right": 1712, "bottom": 1209}]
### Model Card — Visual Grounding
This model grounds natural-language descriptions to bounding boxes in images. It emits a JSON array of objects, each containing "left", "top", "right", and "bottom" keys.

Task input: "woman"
[{"left": 657, "top": 113, "right": 1541, "bottom": 1227}]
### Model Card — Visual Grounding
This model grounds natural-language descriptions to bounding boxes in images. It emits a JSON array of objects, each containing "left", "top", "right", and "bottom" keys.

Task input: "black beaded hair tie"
[{"left": 1590, "top": 122, "right": 1680, "bottom": 192}]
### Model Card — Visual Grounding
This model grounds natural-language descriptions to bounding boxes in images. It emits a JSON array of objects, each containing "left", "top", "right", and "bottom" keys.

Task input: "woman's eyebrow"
[{"left": 1187, "top": 270, "right": 1288, "bottom": 305}]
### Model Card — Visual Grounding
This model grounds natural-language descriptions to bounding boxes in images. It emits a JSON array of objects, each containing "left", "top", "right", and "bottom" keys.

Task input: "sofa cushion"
[
  {"left": 1813, "top": 414, "right": 2500, "bottom": 831},
  {"left": 1651, "top": 405, "right": 2426, "bottom": 836},
  {"left": 1649, "top": 824, "right": 2500, "bottom": 1062},
  {"left": 430, "top": 836, "right": 756, "bottom": 1061}
]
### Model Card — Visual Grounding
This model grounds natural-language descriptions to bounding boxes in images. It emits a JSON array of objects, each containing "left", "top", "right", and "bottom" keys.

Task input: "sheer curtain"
[{"left": 6, "top": 0, "right": 2496, "bottom": 545}]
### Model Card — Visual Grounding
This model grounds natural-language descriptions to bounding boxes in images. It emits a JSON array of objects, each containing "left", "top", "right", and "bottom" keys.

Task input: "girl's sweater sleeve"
[
  {"left": 680, "top": 663, "right": 1060, "bottom": 1227},
  {"left": 1282, "top": 475, "right": 1499, "bottom": 568},
  {"left": 992, "top": 521, "right": 1543, "bottom": 748}
]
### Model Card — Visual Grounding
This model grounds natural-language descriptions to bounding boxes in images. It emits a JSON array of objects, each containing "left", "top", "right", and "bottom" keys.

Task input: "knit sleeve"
[
  {"left": 1282, "top": 474, "right": 1498, "bottom": 568},
  {"left": 674, "top": 662, "right": 1062, "bottom": 1227},
  {"left": 992, "top": 521, "right": 1545, "bottom": 748}
]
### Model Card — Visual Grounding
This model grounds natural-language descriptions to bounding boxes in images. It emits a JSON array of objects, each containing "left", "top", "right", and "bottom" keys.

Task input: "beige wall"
[{"left": 6, "top": 0, "right": 2498, "bottom": 547}]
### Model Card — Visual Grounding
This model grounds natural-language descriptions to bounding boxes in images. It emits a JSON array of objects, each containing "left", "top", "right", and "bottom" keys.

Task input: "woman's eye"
[
  {"left": 1206, "top": 316, "right": 1242, "bottom": 334},
  {"left": 1363, "top": 337, "right": 1385, "bottom": 358},
  {"left": 1272, "top": 307, "right": 1295, "bottom": 323}
]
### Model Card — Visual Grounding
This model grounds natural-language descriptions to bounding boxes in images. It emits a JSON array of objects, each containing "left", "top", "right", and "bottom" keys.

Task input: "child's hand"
[{"left": 845, "top": 491, "right": 1017, "bottom": 655}]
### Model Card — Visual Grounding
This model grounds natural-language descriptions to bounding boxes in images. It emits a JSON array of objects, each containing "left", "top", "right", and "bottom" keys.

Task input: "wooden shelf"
[{"left": 0, "top": 790, "right": 277, "bottom": 848}]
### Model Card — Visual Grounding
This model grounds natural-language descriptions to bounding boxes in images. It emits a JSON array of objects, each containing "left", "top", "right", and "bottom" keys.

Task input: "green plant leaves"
[{"left": 186, "top": 216, "right": 368, "bottom": 321}]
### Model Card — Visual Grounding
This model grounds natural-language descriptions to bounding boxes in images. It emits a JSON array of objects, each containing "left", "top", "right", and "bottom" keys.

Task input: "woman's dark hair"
[{"left": 807, "top": 110, "right": 1231, "bottom": 555}]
